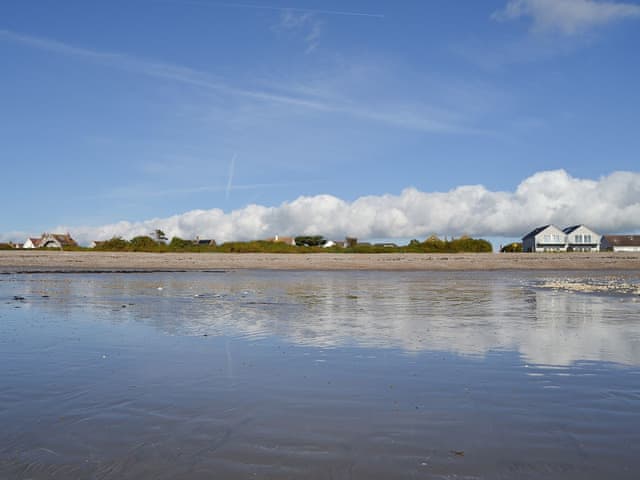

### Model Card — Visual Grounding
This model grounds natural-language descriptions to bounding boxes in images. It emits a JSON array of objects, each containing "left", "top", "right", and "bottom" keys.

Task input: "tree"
[
  {"left": 295, "top": 235, "right": 325, "bottom": 247},
  {"left": 153, "top": 229, "right": 168, "bottom": 242}
]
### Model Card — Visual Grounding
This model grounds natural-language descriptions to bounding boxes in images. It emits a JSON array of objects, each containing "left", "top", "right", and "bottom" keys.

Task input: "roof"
[
  {"left": 522, "top": 225, "right": 550, "bottom": 240},
  {"left": 562, "top": 225, "right": 582, "bottom": 234},
  {"left": 49, "top": 233, "right": 78, "bottom": 247},
  {"left": 39, "top": 233, "right": 78, "bottom": 248},
  {"left": 603, "top": 235, "right": 640, "bottom": 247}
]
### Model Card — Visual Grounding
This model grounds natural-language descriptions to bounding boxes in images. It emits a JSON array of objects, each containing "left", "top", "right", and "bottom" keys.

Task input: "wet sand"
[
  {"left": 1, "top": 250, "right": 640, "bottom": 272},
  {"left": 2, "top": 271, "right": 640, "bottom": 479}
]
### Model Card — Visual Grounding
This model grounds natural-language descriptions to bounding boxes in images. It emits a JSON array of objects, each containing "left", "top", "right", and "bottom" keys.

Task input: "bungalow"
[
  {"left": 562, "top": 225, "right": 600, "bottom": 252},
  {"left": 522, "top": 225, "right": 567, "bottom": 253},
  {"left": 600, "top": 235, "right": 640, "bottom": 252}
]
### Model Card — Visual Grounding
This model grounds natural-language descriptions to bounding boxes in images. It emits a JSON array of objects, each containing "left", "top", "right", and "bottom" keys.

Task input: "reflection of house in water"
[{"left": 14, "top": 272, "right": 640, "bottom": 367}]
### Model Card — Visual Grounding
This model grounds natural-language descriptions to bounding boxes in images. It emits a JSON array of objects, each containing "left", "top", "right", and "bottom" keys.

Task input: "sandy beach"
[{"left": 1, "top": 250, "right": 640, "bottom": 272}]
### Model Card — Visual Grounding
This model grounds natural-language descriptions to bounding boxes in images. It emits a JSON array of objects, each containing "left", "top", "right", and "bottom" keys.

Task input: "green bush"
[
  {"left": 500, "top": 242, "right": 523, "bottom": 253},
  {"left": 95, "top": 237, "right": 130, "bottom": 250},
  {"left": 129, "top": 236, "right": 161, "bottom": 251}
]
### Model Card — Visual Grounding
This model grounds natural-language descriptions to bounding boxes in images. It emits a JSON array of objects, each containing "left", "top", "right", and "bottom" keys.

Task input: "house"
[
  {"left": 24, "top": 233, "right": 78, "bottom": 249},
  {"left": 23, "top": 237, "right": 42, "bottom": 249},
  {"left": 193, "top": 237, "right": 216, "bottom": 247},
  {"left": 600, "top": 235, "right": 640, "bottom": 252},
  {"left": 265, "top": 234, "right": 296, "bottom": 246},
  {"left": 562, "top": 225, "right": 601, "bottom": 252},
  {"left": 522, "top": 225, "right": 567, "bottom": 253}
]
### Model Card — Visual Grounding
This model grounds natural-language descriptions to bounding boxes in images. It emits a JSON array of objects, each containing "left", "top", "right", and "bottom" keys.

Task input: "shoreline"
[{"left": 2, "top": 251, "right": 640, "bottom": 272}]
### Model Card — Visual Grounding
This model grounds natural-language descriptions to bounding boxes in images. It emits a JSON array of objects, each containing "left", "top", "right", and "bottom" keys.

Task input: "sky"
[{"left": 1, "top": 0, "right": 640, "bottom": 246}]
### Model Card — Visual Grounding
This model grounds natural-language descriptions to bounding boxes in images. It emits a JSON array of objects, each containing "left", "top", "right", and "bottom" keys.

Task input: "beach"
[
  {"left": 3, "top": 270, "right": 640, "bottom": 479},
  {"left": 1, "top": 250, "right": 640, "bottom": 272}
]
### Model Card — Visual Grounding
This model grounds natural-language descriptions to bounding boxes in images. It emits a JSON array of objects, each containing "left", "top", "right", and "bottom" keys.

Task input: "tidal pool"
[{"left": 1, "top": 270, "right": 639, "bottom": 479}]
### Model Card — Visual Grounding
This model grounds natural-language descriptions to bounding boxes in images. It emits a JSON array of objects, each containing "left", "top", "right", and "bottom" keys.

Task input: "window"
[
  {"left": 553, "top": 234, "right": 561, "bottom": 242},
  {"left": 584, "top": 234, "right": 591, "bottom": 243},
  {"left": 575, "top": 234, "right": 582, "bottom": 243},
  {"left": 543, "top": 235, "right": 551, "bottom": 242}
]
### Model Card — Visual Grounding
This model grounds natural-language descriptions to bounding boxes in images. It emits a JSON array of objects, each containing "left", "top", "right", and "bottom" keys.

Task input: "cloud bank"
[
  {"left": 24, "top": 169, "right": 637, "bottom": 245},
  {"left": 493, "top": 0, "right": 640, "bottom": 34}
]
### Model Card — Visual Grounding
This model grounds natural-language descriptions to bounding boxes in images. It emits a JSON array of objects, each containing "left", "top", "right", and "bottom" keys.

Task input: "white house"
[
  {"left": 23, "top": 233, "right": 78, "bottom": 249},
  {"left": 522, "top": 225, "right": 568, "bottom": 253},
  {"left": 562, "top": 225, "right": 601, "bottom": 252},
  {"left": 600, "top": 235, "right": 640, "bottom": 252},
  {"left": 22, "top": 237, "right": 42, "bottom": 249}
]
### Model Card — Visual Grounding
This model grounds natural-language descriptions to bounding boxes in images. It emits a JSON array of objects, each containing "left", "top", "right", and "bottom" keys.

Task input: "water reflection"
[{"left": 4, "top": 271, "right": 640, "bottom": 366}]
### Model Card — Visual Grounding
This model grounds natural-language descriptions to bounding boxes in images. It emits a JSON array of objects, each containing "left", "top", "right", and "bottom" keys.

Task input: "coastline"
[{"left": 2, "top": 250, "right": 640, "bottom": 272}]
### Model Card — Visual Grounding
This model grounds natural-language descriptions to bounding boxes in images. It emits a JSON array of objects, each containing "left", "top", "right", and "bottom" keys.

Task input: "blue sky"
[{"left": 2, "top": 0, "right": 640, "bottom": 244}]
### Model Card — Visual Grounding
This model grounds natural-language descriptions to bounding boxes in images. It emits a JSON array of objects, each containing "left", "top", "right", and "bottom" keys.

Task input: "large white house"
[
  {"left": 522, "top": 224, "right": 600, "bottom": 252},
  {"left": 562, "top": 225, "right": 601, "bottom": 252},
  {"left": 522, "top": 225, "right": 567, "bottom": 253},
  {"left": 600, "top": 235, "right": 640, "bottom": 252}
]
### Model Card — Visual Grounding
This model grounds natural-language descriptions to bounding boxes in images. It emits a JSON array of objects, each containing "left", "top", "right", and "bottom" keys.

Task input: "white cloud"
[
  {"left": 7, "top": 169, "right": 634, "bottom": 245},
  {"left": 493, "top": 0, "right": 640, "bottom": 34}
]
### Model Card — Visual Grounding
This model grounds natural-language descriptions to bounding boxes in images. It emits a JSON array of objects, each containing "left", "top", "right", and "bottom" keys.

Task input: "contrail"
[
  {"left": 225, "top": 153, "right": 237, "bottom": 201},
  {"left": 157, "top": 1, "right": 384, "bottom": 18}
]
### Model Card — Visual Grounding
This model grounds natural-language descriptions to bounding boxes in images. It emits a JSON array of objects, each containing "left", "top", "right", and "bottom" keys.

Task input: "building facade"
[
  {"left": 562, "top": 225, "right": 601, "bottom": 252},
  {"left": 522, "top": 224, "right": 600, "bottom": 253},
  {"left": 522, "top": 225, "right": 568, "bottom": 252}
]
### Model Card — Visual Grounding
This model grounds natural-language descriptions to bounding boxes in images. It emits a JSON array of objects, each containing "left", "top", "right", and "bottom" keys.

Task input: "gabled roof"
[
  {"left": 603, "top": 235, "right": 640, "bottom": 247},
  {"left": 522, "top": 225, "right": 551, "bottom": 240},
  {"left": 562, "top": 225, "right": 582, "bottom": 234}
]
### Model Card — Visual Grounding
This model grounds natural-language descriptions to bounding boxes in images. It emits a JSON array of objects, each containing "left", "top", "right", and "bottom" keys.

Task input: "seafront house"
[
  {"left": 522, "top": 225, "right": 567, "bottom": 252},
  {"left": 23, "top": 233, "right": 78, "bottom": 249},
  {"left": 600, "top": 235, "right": 640, "bottom": 252},
  {"left": 22, "top": 237, "right": 42, "bottom": 249},
  {"left": 562, "top": 225, "right": 601, "bottom": 252},
  {"left": 523, "top": 224, "right": 602, "bottom": 252}
]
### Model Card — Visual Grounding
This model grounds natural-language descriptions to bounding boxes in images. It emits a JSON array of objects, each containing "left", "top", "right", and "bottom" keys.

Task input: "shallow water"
[{"left": 1, "top": 270, "right": 639, "bottom": 479}]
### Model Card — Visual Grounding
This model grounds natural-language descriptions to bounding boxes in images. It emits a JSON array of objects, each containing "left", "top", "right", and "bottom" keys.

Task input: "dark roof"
[
  {"left": 562, "top": 225, "right": 581, "bottom": 234},
  {"left": 522, "top": 225, "right": 550, "bottom": 240},
  {"left": 603, "top": 235, "right": 640, "bottom": 247}
]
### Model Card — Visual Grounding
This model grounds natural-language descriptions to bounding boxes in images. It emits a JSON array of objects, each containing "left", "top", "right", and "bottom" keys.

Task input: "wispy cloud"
[
  {"left": 14, "top": 170, "right": 638, "bottom": 245},
  {"left": 0, "top": 28, "right": 480, "bottom": 135},
  {"left": 492, "top": 0, "right": 640, "bottom": 34},
  {"left": 273, "top": 9, "right": 324, "bottom": 53},
  {"left": 158, "top": 1, "right": 384, "bottom": 19},
  {"left": 225, "top": 153, "right": 237, "bottom": 201}
]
